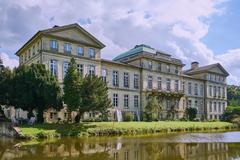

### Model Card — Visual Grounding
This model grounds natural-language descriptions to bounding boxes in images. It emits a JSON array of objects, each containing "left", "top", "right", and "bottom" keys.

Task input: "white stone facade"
[{"left": 14, "top": 24, "right": 229, "bottom": 121}]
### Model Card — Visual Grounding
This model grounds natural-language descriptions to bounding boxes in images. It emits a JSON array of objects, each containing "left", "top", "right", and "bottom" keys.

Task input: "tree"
[
  {"left": 143, "top": 94, "right": 158, "bottom": 121},
  {"left": 79, "top": 74, "right": 111, "bottom": 119},
  {"left": 12, "top": 64, "right": 63, "bottom": 122},
  {"left": 185, "top": 107, "right": 197, "bottom": 121},
  {"left": 0, "top": 67, "right": 13, "bottom": 106},
  {"left": 63, "top": 58, "right": 81, "bottom": 121}
]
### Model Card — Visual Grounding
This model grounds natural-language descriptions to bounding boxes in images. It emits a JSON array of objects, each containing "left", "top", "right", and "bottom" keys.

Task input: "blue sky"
[
  {"left": 203, "top": 0, "right": 240, "bottom": 54},
  {"left": 0, "top": 0, "right": 240, "bottom": 85}
]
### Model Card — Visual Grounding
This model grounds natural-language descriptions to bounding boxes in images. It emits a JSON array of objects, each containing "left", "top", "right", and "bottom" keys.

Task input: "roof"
[
  {"left": 15, "top": 23, "right": 105, "bottom": 56},
  {"left": 113, "top": 44, "right": 154, "bottom": 61},
  {"left": 183, "top": 63, "right": 229, "bottom": 76},
  {"left": 113, "top": 44, "right": 184, "bottom": 66}
]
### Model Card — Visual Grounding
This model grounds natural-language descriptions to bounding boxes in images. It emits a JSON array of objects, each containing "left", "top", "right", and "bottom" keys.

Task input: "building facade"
[{"left": 14, "top": 23, "right": 229, "bottom": 122}]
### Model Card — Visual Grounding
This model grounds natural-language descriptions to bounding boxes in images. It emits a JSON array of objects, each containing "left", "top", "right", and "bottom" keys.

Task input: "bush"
[{"left": 123, "top": 112, "right": 135, "bottom": 121}]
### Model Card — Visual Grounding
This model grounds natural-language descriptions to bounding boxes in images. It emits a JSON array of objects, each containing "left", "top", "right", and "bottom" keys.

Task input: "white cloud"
[
  {"left": 0, "top": 0, "right": 239, "bottom": 84},
  {"left": 0, "top": 52, "right": 19, "bottom": 69}
]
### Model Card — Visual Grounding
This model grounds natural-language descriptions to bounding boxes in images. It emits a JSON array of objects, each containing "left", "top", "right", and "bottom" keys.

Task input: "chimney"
[{"left": 191, "top": 62, "right": 199, "bottom": 70}]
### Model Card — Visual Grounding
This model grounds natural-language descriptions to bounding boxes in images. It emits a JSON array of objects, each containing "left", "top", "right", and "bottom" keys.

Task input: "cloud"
[
  {"left": 0, "top": 0, "right": 238, "bottom": 84},
  {"left": 0, "top": 52, "right": 19, "bottom": 69}
]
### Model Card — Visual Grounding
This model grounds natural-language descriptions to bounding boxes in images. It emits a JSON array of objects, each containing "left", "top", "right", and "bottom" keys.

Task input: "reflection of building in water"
[{"left": 1, "top": 138, "right": 239, "bottom": 160}]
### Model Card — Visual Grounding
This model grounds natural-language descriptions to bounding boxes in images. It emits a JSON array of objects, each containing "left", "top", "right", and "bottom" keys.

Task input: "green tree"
[
  {"left": 0, "top": 67, "right": 13, "bottom": 106},
  {"left": 185, "top": 107, "right": 197, "bottom": 121},
  {"left": 143, "top": 94, "right": 158, "bottom": 121},
  {"left": 63, "top": 58, "right": 81, "bottom": 121},
  {"left": 12, "top": 64, "right": 63, "bottom": 122},
  {"left": 79, "top": 74, "right": 111, "bottom": 119}
]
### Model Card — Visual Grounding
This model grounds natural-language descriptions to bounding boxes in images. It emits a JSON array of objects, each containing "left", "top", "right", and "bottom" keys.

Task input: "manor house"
[{"left": 14, "top": 23, "right": 228, "bottom": 122}]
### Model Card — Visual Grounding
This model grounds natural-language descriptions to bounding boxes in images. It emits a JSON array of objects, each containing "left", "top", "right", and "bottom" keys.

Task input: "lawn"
[{"left": 19, "top": 121, "right": 238, "bottom": 139}]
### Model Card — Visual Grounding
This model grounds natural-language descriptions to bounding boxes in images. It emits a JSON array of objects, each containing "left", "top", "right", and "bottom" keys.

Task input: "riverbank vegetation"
[{"left": 19, "top": 121, "right": 237, "bottom": 139}]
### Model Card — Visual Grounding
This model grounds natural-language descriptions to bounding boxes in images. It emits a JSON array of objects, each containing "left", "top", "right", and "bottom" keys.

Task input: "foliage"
[
  {"left": 185, "top": 107, "right": 197, "bottom": 121},
  {"left": 12, "top": 64, "right": 63, "bottom": 122},
  {"left": 19, "top": 121, "right": 237, "bottom": 139},
  {"left": 63, "top": 58, "right": 111, "bottom": 122},
  {"left": 0, "top": 67, "right": 13, "bottom": 106},
  {"left": 63, "top": 58, "right": 81, "bottom": 121},
  {"left": 227, "top": 85, "right": 240, "bottom": 106},
  {"left": 222, "top": 106, "right": 240, "bottom": 124},
  {"left": 143, "top": 91, "right": 163, "bottom": 121},
  {"left": 79, "top": 74, "right": 111, "bottom": 118},
  {"left": 123, "top": 112, "right": 135, "bottom": 121}
]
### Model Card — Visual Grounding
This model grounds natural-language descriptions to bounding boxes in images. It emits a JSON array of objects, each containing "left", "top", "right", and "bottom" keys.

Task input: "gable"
[
  {"left": 209, "top": 65, "right": 228, "bottom": 75},
  {"left": 42, "top": 24, "right": 105, "bottom": 48}
]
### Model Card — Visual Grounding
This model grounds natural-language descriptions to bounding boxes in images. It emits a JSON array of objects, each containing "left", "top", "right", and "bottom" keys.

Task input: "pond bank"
[{"left": 17, "top": 121, "right": 239, "bottom": 139}]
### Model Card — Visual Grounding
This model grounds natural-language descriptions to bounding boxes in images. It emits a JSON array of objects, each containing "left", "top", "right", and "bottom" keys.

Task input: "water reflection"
[{"left": 1, "top": 132, "right": 240, "bottom": 160}]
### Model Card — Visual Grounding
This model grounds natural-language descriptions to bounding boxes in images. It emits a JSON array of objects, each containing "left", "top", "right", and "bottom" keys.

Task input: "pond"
[{"left": 1, "top": 131, "right": 240, "bottom": 160}]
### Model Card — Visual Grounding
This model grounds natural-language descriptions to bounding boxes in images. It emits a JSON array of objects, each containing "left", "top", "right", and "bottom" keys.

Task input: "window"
[
  {"left": 166, "top": 64, "right": 170, "bottom": 72},
  {"left": 194, "top": 83, "right": 198, "bottom": 95},
  {"left": 124, "top": 150, "right": 129, "bottom": 160},
  {"left": 200, "top": 84, "right": 204, "bottom": 96},
  {"left": 102, "top": 69, "right": 107, "bottom": 82},
  {"left": 167, "top": 100, "right": 171, "bottom": 110},
  {"left": 214, "top": 102, "right": 217, "bottom": 112},
  {"left": 33, "top": 45, "right": 35, "bottom": 55},
  {"left": 148, "top": 61, "right": 152, "bottom": 69},
  {"left": 88, "top": 48, "right": 95, "bottom": 58},
  {"left": 195, "top": 100, "right": 198, "bottom": 108},
  {"left": 183, "top": 100, "right": 185, "bottom": 109},
  {"left": 218, "top": 86, "right": 221, "bottom": 97},
  {"left": 157, "top": 77, "right": 162, "bottom": 90},
  {"left": 50, "top": 40, "right": 58, "bottom": 50},
  {"left": 113, "top": 71, "right": 119, "bottom": 87},
  {"left": 134, "top": 95, "right": 139, "bottom": 108},
  {"left": 77, "top": 46, "right": 84, "bottom": 56},
  {"left": 64, "top": 43, "right": 71, "bottom": 53},
  {"left": 167, "top": 79, "right": 171, "bottom": 91},
  {"left": 113, "top": 94, "right": 118, "bottom": 107},
  {"left": 88, "top": 65, "right": 95, "bottom": 75},
  {"left": 50, "top": 59, "right": 58, "bottom": 77},
  {"left": 114, "top": 152, "right": 118, "bottom": 160},
  {"left": 209, "top": 85, "right": 212, "bottom": 97},
  {"left": 77, "top": 64, "right": 84, "bottom": 77},
  {"left": 124, "top": 95, "right": 129, "bottom": 108},
  {"left": 209, "top": 101, "right": 212, "bottom": 112},
  {"left": 63, "top": 61, "right": 69, "bottom": 77},
  {"left": 218, "top": 102, "right": 221, "bottom": 113},
  {"left": 147, "top": 76, "right": 153, "bottom": 89},
  {"left": 222, "top": 87, "right": 225, "bottom": 98},
  {"left": 24, "top": 53, "right": 27, "bottom": 61},
  {"left": 213, "top": 86, "right": 217, "bottom": 97},
  {"left": 188, "top": 82, "right": 192, "bottom": 95},
  {"left": 158, "top": 63, "right": 162, "bottom": 72},
  {"left": 124, "top": 72, "right": 129, "bottom": 88},
  {"left": 37, "top": 42, "right": 40, "bottom": 51},
  {"left": 175, "top": 66, "right": 179, "bottom": 74},
  {"left": 174, "top": 80, "right": 179, "bottom": 92},
  {"left": 28, "top": 49, "right": 31, "bottom": 59},
  {"left": 188, "top": 100, "right": 192, "bottom": 108},
  {"left": 182, "top": 82, "right": 185, "bottom": 92},
  {"left": 134, "top": 74, "right": 139, "bottom": 89},
  {"left": 222, "top": 102, "right": 226, "bottom": 112}
]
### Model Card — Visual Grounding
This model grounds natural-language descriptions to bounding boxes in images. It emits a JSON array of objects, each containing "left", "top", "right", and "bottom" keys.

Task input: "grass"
[{"left": 19, "top": 121, "right": 238, "bottom": 139}]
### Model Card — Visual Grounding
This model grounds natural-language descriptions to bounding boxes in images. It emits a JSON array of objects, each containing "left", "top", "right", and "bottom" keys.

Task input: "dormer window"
[
  {"left": 175, "top": 66, "right": 179, "bottom": 74},
  {"left": 77, "top": 46, "right": 84, "bottom": 56},
  {"left": 50, "top": 40, "right": 58, "bottom": 51},
  {"left": 64, "top": 43, "right": 71, "bottom": 54},
  {"left": 88, "top": 48, "right": 95, "bottom": 58}
]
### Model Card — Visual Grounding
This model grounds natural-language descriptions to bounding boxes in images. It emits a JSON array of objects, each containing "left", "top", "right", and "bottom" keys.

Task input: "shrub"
[{"left": 123, "top": 112, "right": 135, "bottom": 121}]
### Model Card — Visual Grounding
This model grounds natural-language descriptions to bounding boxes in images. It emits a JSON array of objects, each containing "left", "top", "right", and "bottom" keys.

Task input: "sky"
[{"left": 0, "top": 0, "right": 240, "bottom": 85}]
